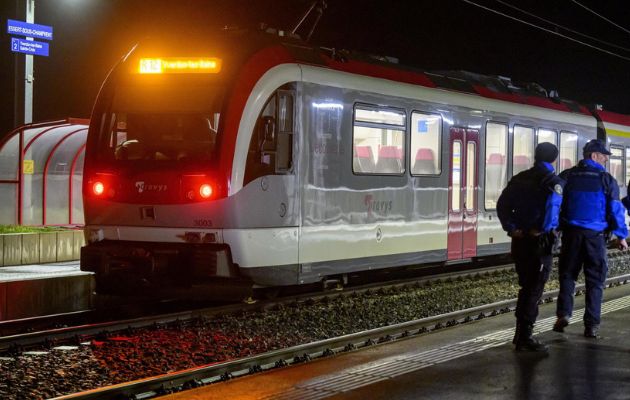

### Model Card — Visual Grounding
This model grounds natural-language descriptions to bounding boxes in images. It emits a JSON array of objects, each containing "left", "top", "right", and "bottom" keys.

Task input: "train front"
[{"left": 80, "top": 36, "right": 244, "bottom": 294}]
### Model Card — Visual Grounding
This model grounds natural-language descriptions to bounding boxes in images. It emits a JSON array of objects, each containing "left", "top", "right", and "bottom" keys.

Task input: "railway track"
[
  {"left": 0, "top": 261, "right": 514, "bottom": 352},
  {"left": 57, "top": 272, "right": 630, "bottom": 400},
  {"left": 2, "top": 250, "right": 629, "bottom": 399}
]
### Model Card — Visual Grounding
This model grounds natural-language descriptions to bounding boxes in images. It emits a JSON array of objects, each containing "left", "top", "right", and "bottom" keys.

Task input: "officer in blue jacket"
[
  {"left": 553, "top": 139, "right": 628, "bottom": 338},
  {"left": 497, "top": 142, "right": 564, "bottom": 352}
]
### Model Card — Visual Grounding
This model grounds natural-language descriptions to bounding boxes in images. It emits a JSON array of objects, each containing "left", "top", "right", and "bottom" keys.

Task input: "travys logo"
[
  {"left": 135, "top": 181, "right": 168, "bottom": 193},
  {"left": 364, "top": 194, "right": 393, "bottom": 218}
]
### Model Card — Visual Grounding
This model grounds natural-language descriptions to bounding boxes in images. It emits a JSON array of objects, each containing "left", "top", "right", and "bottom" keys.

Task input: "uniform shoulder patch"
[{"left": 554, "top": 183, "right": 563, "bottom": 195}]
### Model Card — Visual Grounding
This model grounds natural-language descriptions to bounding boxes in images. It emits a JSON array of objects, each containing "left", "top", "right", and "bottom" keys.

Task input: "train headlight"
[{"left": 199, "top": 184, "right": 213, "bottom": 199}]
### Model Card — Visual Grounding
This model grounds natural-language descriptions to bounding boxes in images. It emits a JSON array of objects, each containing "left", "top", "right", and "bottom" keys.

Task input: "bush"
[{"left": 0, "top": 225, "right": 69, "bottom": 234}]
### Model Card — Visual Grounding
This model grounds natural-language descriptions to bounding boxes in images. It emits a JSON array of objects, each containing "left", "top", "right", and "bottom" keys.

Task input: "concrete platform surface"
[
  {"left": 0, "top": 261, "right": 85, "bottom": 282},
  {"left": 163, "top": 283, "right": 630, "bottom": 400},
  {"left": 0, "top": 262, "right": 92, "bottom": 321}
]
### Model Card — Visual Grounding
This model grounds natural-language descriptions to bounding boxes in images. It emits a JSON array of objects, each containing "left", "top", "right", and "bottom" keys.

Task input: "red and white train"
[{"left": 80, "top": 28, "right": 630, "bottom": 292}]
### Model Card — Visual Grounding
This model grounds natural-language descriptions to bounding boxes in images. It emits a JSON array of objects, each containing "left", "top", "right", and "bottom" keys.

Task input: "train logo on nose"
[
  {"left": 136, "top": 181, "right": 145, "bottom": 193},
  {"left": 135, "top": 181, "right": 167, "bottom": 193}
]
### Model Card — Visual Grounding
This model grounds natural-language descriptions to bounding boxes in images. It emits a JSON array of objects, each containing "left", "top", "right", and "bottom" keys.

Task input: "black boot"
[
  {"left": 515, "top": 322, "right": 548, "bottom": 352},
  {"left": 512, "top": 323, "right": 521, "bottom": 344}
]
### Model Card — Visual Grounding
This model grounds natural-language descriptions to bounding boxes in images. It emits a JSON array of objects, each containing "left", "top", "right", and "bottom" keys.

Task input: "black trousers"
[{"left": 511, "top": 236, "right": 553, "bottom": 325}]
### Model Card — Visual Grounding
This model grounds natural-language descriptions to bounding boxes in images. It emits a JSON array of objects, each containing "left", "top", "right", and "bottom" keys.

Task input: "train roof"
[{"left": 128, "top": 27, "right": 629, "bottom": 123}]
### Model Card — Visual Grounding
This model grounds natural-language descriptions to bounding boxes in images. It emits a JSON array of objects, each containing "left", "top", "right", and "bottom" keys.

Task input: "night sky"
[{"left": 2, "top": 0, "right": 630, "bottom": 137}]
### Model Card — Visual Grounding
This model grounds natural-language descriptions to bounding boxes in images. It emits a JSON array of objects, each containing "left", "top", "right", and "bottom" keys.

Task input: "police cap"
[{"left": 583, "top": 139, "right": 611, "bottom": 156}]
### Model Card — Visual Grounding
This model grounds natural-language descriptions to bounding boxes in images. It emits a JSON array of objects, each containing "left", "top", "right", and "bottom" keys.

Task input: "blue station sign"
[
  {"left": 11, "top": 37, "right": 49, "bottom": 56},
  {"left": 7, "top": 19, "right": 53, "bottom": 41}
]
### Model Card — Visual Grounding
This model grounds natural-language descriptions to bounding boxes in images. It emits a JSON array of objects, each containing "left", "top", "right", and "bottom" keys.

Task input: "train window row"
[
  {"left": 351, "top": 104, "right": 587, "bottom": 211},
  {"left": 352, "top": 105, "right": 441, "bottom": 175},
  {"left": 485, "top": 123, "right": 579, "bottom": 209}
]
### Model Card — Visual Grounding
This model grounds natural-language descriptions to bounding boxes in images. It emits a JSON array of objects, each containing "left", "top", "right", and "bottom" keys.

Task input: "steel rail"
[
  {"left": 0, "top": 262, "right": 516, "bottom": 352},
  {"left": 55, "top": 273, "right": 630, "bottom": 400}
]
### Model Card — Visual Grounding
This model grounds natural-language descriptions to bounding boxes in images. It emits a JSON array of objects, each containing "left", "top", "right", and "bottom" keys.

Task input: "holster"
[{"left": 536, "top": 231, "right": 558, "bottom": 256}]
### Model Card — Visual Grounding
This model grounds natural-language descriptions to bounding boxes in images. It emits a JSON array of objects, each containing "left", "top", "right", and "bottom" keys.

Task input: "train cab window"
[
  {"left": 353, "top": 105, "right": 406, "bottom": 175},
  {"left": 537, "top": 128, "right": 558, "bottom": 169},
  {"left": 513, "top": 125, "right": 534, "bottom": 175},
  {"left": 97, "top": 78, "right": 223, "bottom": 164},
  {"left": 103, "top": 113, "right": 219, "bottom": 162},
  {"left": 410, "top": 112, "right": 441, "bottom": 175},
  {"left": 484, "top": 122, "right": 508, "bottom": 210},
  {"left": 609, "top": 146, "right": 624, "bottom": 186},
  {"left": 626, "top": 148, "right": 630, "bottom": 187},
  {"left": 244, "top": 87, "right": 295, "bottom": 185},
  {"left": 559, "top": 131, "right": 578, "bottom": 172}
]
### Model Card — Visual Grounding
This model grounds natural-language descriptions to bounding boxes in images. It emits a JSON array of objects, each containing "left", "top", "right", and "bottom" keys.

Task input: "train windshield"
[{"left": 95, "top": 81, "right": 223, "bottom": 164}]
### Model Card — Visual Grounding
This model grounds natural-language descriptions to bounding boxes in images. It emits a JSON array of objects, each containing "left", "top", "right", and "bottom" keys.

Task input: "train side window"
[
  {"left": 244, "top": 88, "right": 295, "bottom": 185},
  {"left": 626, "top": 148, "right": 630, "bottom": 187},
  {"left": 353, "top": 105, "right": 406, "bottom": 175},
  {"left": 537, "top": 128, "right": 558, "bottom": 169},
  {"left": 559, "top": 131, "right": 578, "bottom": 172},
  {"left": 410, "top": 112, "right": 441, "bottom": 175},
  {"left": 276, "top": 90, "right": 294, "bottom": 173},
  {"left": 484, "top": 122, "right": 508, "bottom": 210},
  {"left": 513, "top": 125, "right": 534, "bottom": 175},
  {"left": 609, "top": 146, "right": 624, "bottom": 186}
]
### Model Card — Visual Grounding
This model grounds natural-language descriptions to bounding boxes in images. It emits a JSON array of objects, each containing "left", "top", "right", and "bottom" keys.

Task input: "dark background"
[{"left": 2, "top": 0, "right": 630, "bottom": 137}]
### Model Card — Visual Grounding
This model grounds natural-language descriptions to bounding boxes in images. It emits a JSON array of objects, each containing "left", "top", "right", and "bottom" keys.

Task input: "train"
[{"left": 79, "top": 26, "right": 630, "bottom": 294}]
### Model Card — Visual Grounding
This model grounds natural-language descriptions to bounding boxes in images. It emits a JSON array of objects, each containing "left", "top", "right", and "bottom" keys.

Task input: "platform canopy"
[{"left": 0, "top": 119, "right": 89, "bottom": 226}]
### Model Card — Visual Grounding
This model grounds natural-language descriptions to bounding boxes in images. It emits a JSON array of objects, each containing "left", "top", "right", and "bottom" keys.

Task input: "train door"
[{"left": 447, "top": 127, "right": 479, "bottom": 260}]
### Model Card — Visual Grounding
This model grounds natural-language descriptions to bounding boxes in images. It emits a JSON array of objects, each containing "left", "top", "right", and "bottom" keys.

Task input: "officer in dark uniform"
[
  {"left": 497, "top": 142, "right": 564, "bottom": 352},
  {"left": 553, "top": 139, "right": 628, "bottom": 338}
]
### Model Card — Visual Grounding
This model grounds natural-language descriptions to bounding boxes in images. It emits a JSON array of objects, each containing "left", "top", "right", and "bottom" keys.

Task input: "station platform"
[
  {"left": 0, "top": 262, "right": 92, "bottom": 321},
  {"left": 166, "top": 283, "right": 630, "bottom": 400}
]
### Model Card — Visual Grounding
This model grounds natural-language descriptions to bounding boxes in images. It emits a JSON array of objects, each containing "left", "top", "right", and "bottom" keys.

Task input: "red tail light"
[
  {"left": 86, "top": 172, "right": 116, "bottom": 199},
  {"left": 92, "top": 181, "right": 105, "bottom": 196},
  {"left": 182, "top": 175, "right": 218, "bottom": 201},
  {"left": 199, "top": 183, "right": 213, "bottom": 199}
]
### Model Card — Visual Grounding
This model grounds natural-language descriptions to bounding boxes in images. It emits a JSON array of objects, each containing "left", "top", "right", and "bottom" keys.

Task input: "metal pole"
[{"left": 24, "top": 0, "right": 34, "bottom": 124}]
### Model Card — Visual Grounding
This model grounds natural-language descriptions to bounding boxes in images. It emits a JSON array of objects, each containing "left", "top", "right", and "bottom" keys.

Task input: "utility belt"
[
  {"left": 514, "top": 229, "right": 559, "bottom": 256},
  {"left": 562, "top": 225, "right": 607, "bottom": 238}
]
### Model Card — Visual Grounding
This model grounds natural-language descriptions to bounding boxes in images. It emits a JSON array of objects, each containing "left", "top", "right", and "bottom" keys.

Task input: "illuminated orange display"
[{"left": 138, "top": 57, "right": 222, "bottom": 74}]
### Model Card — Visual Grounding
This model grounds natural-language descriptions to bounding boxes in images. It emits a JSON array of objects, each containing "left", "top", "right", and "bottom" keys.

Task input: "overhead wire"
[
  {"left": 570, "top": 0, "right": 630, "bottom": 36},
  {"left": 494, "top": 0, "right": 630, "bottom": 53},
  {"left": 459, "top": 0, "right": 630, "bottom": 62}
]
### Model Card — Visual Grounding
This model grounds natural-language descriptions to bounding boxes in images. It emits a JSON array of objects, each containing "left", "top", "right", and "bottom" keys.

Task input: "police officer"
[
  {"left": 497, "top": 142, "right": 564, "bottom": 352},
  {"left": 553, "top": 139, "right": 628, "bottom": 338}
]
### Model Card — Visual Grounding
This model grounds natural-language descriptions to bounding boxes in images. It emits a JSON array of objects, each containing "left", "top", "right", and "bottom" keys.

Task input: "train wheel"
[
  {"left": 322, "top": 277, "right": 345, "bottom": 292},
  {"left": 252, "top": 287, "right": 281, "bottom": 300},
  {"left": 243, "top": 296, "right": 258, "bottom": 304}
]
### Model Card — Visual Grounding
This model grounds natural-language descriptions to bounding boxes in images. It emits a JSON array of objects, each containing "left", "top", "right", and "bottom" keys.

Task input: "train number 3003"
[{"left": 193, "top": 219, "right": 213, "bottom": 227}]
